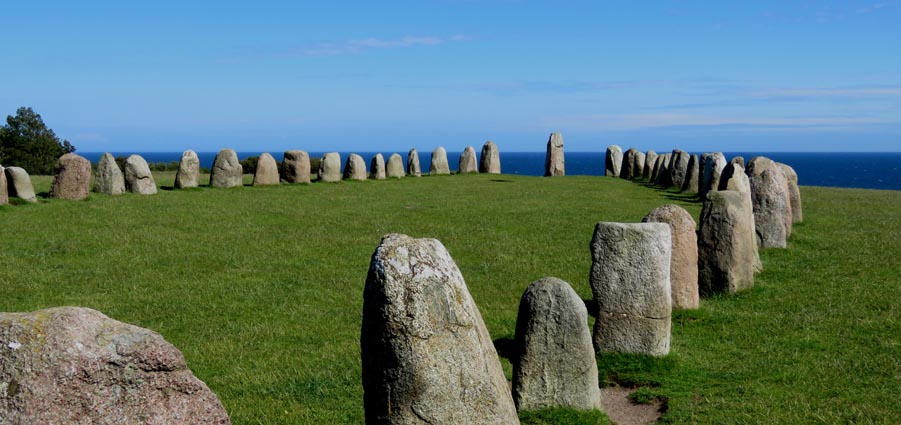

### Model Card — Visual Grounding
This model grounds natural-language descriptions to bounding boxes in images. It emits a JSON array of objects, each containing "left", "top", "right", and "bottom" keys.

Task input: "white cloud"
[
  {"left": 540, "top": 113, "right": 895, "bottom": 132},
  {"left": 751, "top": 87, "right": 901, "bottom": 98}
]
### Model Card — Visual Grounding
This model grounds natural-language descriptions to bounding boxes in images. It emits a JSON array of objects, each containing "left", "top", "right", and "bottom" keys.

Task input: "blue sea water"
[{"left": 79, "top": 151, "right": 901, "bottom": 191}]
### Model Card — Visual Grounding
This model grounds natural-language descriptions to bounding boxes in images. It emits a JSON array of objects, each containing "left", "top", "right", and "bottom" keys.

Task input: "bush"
[{"left": 0, "top": 107, "right": 75, "bottom": 175}]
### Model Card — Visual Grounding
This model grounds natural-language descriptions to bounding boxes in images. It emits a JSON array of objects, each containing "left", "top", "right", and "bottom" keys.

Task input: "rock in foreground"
[{"left": 5, "top": 167, "right": 37, "bottom": 202}]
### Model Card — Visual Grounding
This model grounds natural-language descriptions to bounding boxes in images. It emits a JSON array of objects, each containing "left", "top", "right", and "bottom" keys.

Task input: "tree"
[{"left": 0, "top": 107, "right": 76, "bottom": 175}]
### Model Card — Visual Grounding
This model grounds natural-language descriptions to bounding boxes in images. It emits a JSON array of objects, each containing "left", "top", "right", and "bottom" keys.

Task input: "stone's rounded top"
[
  {"left": 50, "top": 153, "right": 92, "bottom": 200},
  {"left": 548, "top": 132, "right": 564, "bottom": 147},
  {"left": 483, "top": 140, "right": 497, "bottom": 148},
  {"left": 776, "top": 162, "right": 798, "bottom": 182},
  {"left": 746, "top": 156, "right": 776, "bottom": 177},
  {"left": 430, "top": 147, "right": 450, "bottom": 175},
  {"left": 253, "top": 153, "right": 280, "bottom": 186},
  {"left": 432, "top": 146, "right": 447, "bottom": 154},
  {"left": 459, "top": 146, "right": 478, "bottom": 173},
  {"left": 408, "top": 148, "right": 418, "bottom": 155},
  {"left": 181, "top": 149, "right": 198, "bottom": 158},
  {"left": 607, "top": 145, "right": 622, "bottom": 153},
  {"left": 520, "top": 276, "right": 585, "bottom": 314},
  {"left": 643, "top": 204, "right": 695, "bottom": 227}
]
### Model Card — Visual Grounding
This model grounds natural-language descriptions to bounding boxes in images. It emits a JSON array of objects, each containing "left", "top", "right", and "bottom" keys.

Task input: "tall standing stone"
[
  {"left": 459, "top": 146, "right": 478, "bottom": 173},
  {"left": 49, "top": 153, "right": 91, "bottom": 200},
  {"left": 730, "top": 156, "right": 745, "bottom": 169},
  {"left": 650, "top": 154, "right": 665, "bottom": 182},
  {"left": 590, "top": 222, "right": 672, "bottom": 357},
  {"left": 344, "top": 154, "right": 368, "bottom": 181},
  {"left": 643, "top": 150, "right": 658, "bottom": 179},
  {"left": 700, "top": 152, "right": 727, "bottom": 200},
  {"left": 655, "top": 153, "right": 673, "bottom": 186},
  {"left": 718, "top": 163, "right": 762, "bottom": 272},
  {"left": 318, "top": 152, "right": 342, "bottom": 182},
  {"left": 407, "top": 148, "right": 422, "bottom": 177},
  {"left": 281, "top": 150, "right": 311, "bottom": 184},
  {"left": 210, "top": 148, "right": 243, "bottom": 188},
  {"left": 0, "top": 165, "right": 7, "bottom": 205},
  {"left": 386, "top": 153, "right": 405, "bottom": 178},
  {"left": 362, "top": 234, "right": 519, "bottom": 425},
  {"left": 620, "top": 148, "right": 637, "bottom": 179},
  {"left": 253, "top": 153, "right": 280, "bottom": 186},
  {"left": 747, "top": 157, "right": 791, "bottom": 248},
  {"left": 669, "top": 149, "right": 690, "bottom": 189},
  {"left": 124, "top": 155, "right": 157, "bottom": 195},
  {"left": 430, "top": 147, "right": 451, "bottom": 175},
  {"left": 480, "top": 141, "right": 501, "bottom": 174},
  {"left": 634, "top": 151, "right": 646, "bottom": 180},
  {"left": 777, "top": 163, "right": 803, "bottom": 223},
  {"left": 605, "top": 145, "right": 623, "bottom": 177},
  {"left": 681, "top": 154, "right": 700, "bottom": 193},
  {"left": 94, "top": 153, "right": 126, "bottom": 195},
  {"left": 369, "top": 153, "right": 386, "bottom": 180},
  {"left": 512, "top": 277, "right": 601, "bottom": 411},
  {"left": 175, "top": 150, "right": 200, "bottom": 189},
  {"left": 698, "top": 190, "right": 757, "bottom": 294},
  {"left": 5, "top": 167, "right": 37, "bottom": 202},
  {"left": 545, "top": 133, "right": 565, "bottom": 177},
  {"left": 643, "top": 205, "right": 699, "bottom": 310}
]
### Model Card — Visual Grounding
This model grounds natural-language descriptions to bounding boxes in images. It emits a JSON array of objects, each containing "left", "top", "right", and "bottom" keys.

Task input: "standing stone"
[
  {"left": 386, "top": 153, "right": 405, "bottom": 178},
  {"left": 5, "top": 167, "right": 37, "bottom": 202},
  {"left": 512, "top": 277, "right": 601, "bottom": 412},
  {"left": 747, "top": 157, "right": 791, "bottom": 248},
  {"left": 749, "top": 157, "right": 793, "bottom": 237},
  {"left": 730, "top": 156, "right": 745, "bottom": 169},
  {"left": 698, "top": 190, "right": 757, "bottom": 294},
  {"left": 0, "top": 165, "right": 7, "bottom": 205},
  {"left": 650, "top": 154, "right": 665, "bottom": 182},
  {"left": 669, "top": 149, "right": 690, "bottom": 189},
  {"left": 700, "top": 152, "right": 727, "bottom": 200},
  {"left": 369, "top": 153, "right": 386, "bottom": 180},
  {"left": 0, "top": 307, "right": 230, "bottom": 425},
  {"left": 429, "top": 147, "right": 450, "bottom": 175},
  {"left": 175, "top": 150, "right": 200, "bottom": 189},
  {"left": 634, "top": 151, "right": 646, "bottom": 180},
  {"left": 94, "top": 153, "right": 126, "bottom": 195},
  {"left": 681, "top": 154, "right": 701, "bottom": 193},
  {"left": 590, "top": 222, "right": 672, "bottom": 357},
  {"left": 777, "top": 163, "right": 803, "bottom": 223},
  {"left": 344, "top": 154, "right": 368, "bottom": 181},
  {"left": 480, "top": 141, "right": 501, "bottom": 174},
  {"left": 642, "top": 205, "right": 699, "bottom": 310},
  {"left": 717, "top": 163, "right": 762, "bottom": 272},
  {"left": 620, "top": 148, "right": 637, "bottom": 179},
  {"left": 124, "top": 155, "right": 157, "bottom": 195},
  {"left": 655, "top": 153, "right": 673, "bottom": 186},
  {"left": 545, "top": 133, "right": 565, "bottom": 177},
  {"left": 643, "top": 150, "right": 658, "bottom": 179},
  {"left": 362, "top": 234, "right": 519, "bottom": 424},
  {"left": 49, "top": 153, "right": 91, "bottom": 200},
  {"left": 253, "top": 153, "right": 280, "bottom": 186},
  {"left": 605, "top": 145, "right": 623, "bottom": 177},
  {"left": 281, "top": 150, "right": 311, "bottom": 184},
  {"left": 459, "top": 146, "right": 478, "bottom": 173},
  {"left": 407, "top": 148, "right": 422, "bottom": 177},
  {"left": 210, "top": 148, "right": 243, "bottom": 188},
  {"left": 318, "top": 152, "right": 342, "bottom": 182}
]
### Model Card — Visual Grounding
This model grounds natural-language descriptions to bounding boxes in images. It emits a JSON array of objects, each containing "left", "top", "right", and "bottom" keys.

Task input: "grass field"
[{"left": 1, "top": 172, "right": 898, "bottom": 424}]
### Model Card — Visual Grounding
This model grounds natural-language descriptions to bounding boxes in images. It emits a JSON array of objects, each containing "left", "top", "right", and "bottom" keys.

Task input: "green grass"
[{"left": 2, "top": 173, "right": 898, "bottom": 424}]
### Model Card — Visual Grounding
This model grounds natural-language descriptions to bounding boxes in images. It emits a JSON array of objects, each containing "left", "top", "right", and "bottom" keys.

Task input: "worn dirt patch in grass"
[{"left": 600, "top": 386, "right": 662, "bottom": 425}]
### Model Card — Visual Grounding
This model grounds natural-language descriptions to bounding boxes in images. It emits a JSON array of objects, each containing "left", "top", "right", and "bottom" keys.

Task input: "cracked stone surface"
[
  {"left": 747, "top": 157, "right": 792, "bottom": 248},
  {"left": 407, "top": 149, "right": 422, "bottom": 177},
  {"left": 281, "top": 150, "right": 311, "bottom": 184},
  {"left": 124, "top": 155, "right": 157, "bottom": 195},
  {"left": 698, "top": 190, "right": 757, "bottom": 295},
  {"left": 210, "top": 149, "right": 243, "bottom": 188},
  {"left": 700, "top": 152, "right": 727, "bottom": 201}
]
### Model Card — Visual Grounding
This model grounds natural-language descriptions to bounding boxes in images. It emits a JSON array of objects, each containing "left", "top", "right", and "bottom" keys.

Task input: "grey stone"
[
  {"left": 280, "top": 150, "right": 311, "bottom": 184},
  {"left": 655, "top": 153, "right": 673, "bottom": 186},
  {"left": 681, "top": 154, "right": 700, "bottom": 193},
  {"left": 720, "top": 163, "right": 762, "bottom": 273},
  {"left": 730, "top": 156, "right": 745, "bottom": 169},
  {"left": 545, "top": 133, "right": 565, "bottom": 176},
  {"left": 512, "top": 277, "right": 601, "bottom": 411},
  {"left": 253, "top": 153, "right": 280, "bottom": 186},
  {"left": 430, "top": 147, "right": 450, "bottom": 175},
  {"left": 344, "top": 154, "right": 368, "bottom": 181},
  {"left": 49, "top": 153, "right": 91, "bottom": 200},
  {"left": 210, "top": 148, "right": 243, "bottom": 188},
  {"left": 318, "top": 152, "right": 342, "bottom": 182},
  {"left": 407, "top": 149, "right": 422, "bottom": 177},
  {"left": 650, "top": 154, "right": 665, "bottom": 182},
  {"left": 605, "top": 145, "right": 623, "bottom": 177},
  {"left": 643, "top": 151, "right": 658, "bottom": 179},
  {"left": 361, "top": 234, "right": 519, "bottom": 424},
  {"left": 621, "top": 148, "right": 637, "bottom": 179},
  {"left": 590, "top": 222, "right": 672, "bottom": 356},
  {"left": 747, "top": 157, "right": 791, "bottom": 248},
  {"left": 480, "top": 141, "right": 501, "bottom": 174},
  {"left": 643, "top": 205, "right": 699, "bottom": 310},
  {"left": 698, "top": 190, "right": 757, "bottom": 294},
  {"left": 92, "top": 154, "right": 124, "bottom": 196},
  {"left": 634, "top": 151, "right": 646, "bottom": 180},
  {"left": 0, "top": 307, "right": 230, "bottom": 425},
  {"left": 459, "top": 146, "right": 478, "bottom": 173},
  {"left": 700, "top": 152, "right": 727, "bottom": 200},
  {"left": 386, "top": 153, "right": 405, "bottom": 178},
  {"left": 369, "top": 153, "right": 386, "bottom": 180},
  {"left": 124, "top": 155, "right": 157, "bottom": 195},
  {"left": 777, "top": 163, "right": 803, "bottom": 223},
  {"left": 175, "top": 150, "right": 200, "bottom": 189},
  {"left": 5, "top": 167, "right": 36, "bottom": 202},
  {"left": 669, "top": 149, "right": 690, "bottom": 189},
  {"left": 0, "top": 165, "right": 7, "bottom": 205}
]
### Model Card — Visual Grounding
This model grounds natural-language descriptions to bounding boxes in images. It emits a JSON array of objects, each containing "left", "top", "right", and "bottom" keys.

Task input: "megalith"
[
  {"left": 459, "top": 146, "right": 478, "bottom": 173},
  {"left": 512, "top": 277, "right": 601, "bottom": 411},
  {"left": 49, "top": 153, "right": 91, "bottom": 200},
  {"left": 681, "top": 154, "right": 700, "bottom": 193},
  {"left": 545, "top": 133, "right": 565, "bottom": 176},
  {"left": 620, "top": 148, "right": 637, "bottom": 179},
  {"left": 386, "top": 153, "right": 405, "bottom": 178},
  {"left": 407, "top": 148, "right": 422, "bottom": 177},
  {"left": 669, "top": 149, "right": 690, "bottom": 189},
  {"left": 480, "top": 141, "right": 501, "bottom": 174},
  {"left": 124, "top": 155, "right": 157, "bottom": 195},
  {"left": 361, "top": 234, "right": 519, "bottom": 424},
  {"left": 210, "top": 148, "right": 243, "bottom": 188},
  {"left": 253, "top": 153, "right": 280, "bottom": 186},
  {"left": 93, "top": 154, "right": 125, "bottom": 195},
  {"left": 0, "top": 165, "right": 7, "bottom": 205},
  {"left": 175, "top": 150, "right": 200, "bottom": 189},
  {"left": 655, "top": 153, "right": 673, "bottom": 186},
  {"left": 344, "top": 154, "right": 368, "bottom": 181},
  {"left": 747, "top": 156, "right": 792, "bottom": 247},
  {"left": 643, "top": 205, "right": 699, "bottom": 310},
  {"left": 650, "top": 154, "right": 665, "bottom": 182},
  {"left": 643, "top": 150, "right": 658, "bottom": 179},
  {"left": 369, "top": 153, "right": 386, "bottom": 180},
  {"left": 0, "top": 307, "right": 231, "bottom": 425},
  {"left": 605, "top": 145, "right": 623, "bottom": 177},
  {"left": 281, "top": 150, "right": 311, "bottom": 184},
  {"left": 5, "top": 167, "right": 37, "bottom": 202},
  {"left": 634, "top": 151, "right": 646, "bottom": 180},
  {"left": 429, "top": 147, "right": 450, "bottom": 175},
  {"left": 318, "top": 152, "right": 342, "bottom": 182},
  {"left": 590, "top": 222, "right": 672, "bottom": 356},
  {"left": 698, "top": 190, "right": 757, "bottom": 294},
  {"left": 777, "top": 162, "right": 803, "bottom": 223},
  {"left": 700, "top": 152, "right": 727, "bottom": 200}
]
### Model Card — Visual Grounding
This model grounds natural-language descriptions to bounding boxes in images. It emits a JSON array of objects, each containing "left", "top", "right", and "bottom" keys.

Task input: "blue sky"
[{"left": 1, "top": 1, "right": 900, "bottom": 153}]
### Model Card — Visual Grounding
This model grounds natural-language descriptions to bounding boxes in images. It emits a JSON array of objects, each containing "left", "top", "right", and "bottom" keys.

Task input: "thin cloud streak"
[
  {"left": 282, "top": 34, "right": 473, "bottom": 57},
  {"left": 541, "top": 113, "right": 897, "bottom": 132}
]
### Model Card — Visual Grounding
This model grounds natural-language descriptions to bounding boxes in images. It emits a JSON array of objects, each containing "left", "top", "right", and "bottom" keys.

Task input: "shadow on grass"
[{"left": 493, "top": 337, "right": 518, "bottom": 363}]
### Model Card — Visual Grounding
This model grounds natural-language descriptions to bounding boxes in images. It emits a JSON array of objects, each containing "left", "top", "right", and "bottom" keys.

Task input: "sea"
[{"left": 79, "top": 151, "right": 901, "bottom": 191}]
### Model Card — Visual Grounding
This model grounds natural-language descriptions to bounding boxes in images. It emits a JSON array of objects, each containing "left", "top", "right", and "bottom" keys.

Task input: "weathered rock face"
[
  {"left": 643, "top": 151, "right": 658, "bottom": 179},
  {"left": 605, "top": 145, "right": 623, "bottom": 177},
  {"left": 643, "top": 205, "right": 699, "bottom": 310},
  {"left": 93, "top": 153, "right": 125, "bottom": 195},
  {"left": 280, "top": 150, "right": 311, "bottom": 184},
  {"left": 124, "top": 155, "right": 158, "bottom": 195},
  {"left": 318, "top": 152, "right": 342, "bottom": 182},
  {"left": 361, "top": 234, "right": 520, "bottom": 425},
  {"left": 5, "top": 167, "right": 37, "bottom": 202},
  {"left": 634, "top": 151, "right": 646, "bottom": 180},
  {"left": 49, "top": 153, "right": 91, "bottom": 200},
  {"left": 681, "top": 154, "right": 701, "bottom": 193},
  {"left": 386, "top": 153, "right": 405, "bottom": 178},
  {"left": 545, "top": 133, "right": 565, "bottom": 177},
  {"left": 480, "top": 141, "right": 501, "bottom": 174},
  {"left": 698, "top": 190, "right": 757, "bottom": 294},
  {"left": 747, "top": 156, "right": 793, "bottom": 237},
  {"left": 748, "top": 159, "right": 791, "bottom": 248},
  {"left": 590, "top": 222, "right": 672, "bottom": 357},
  {"left": 174, "top": 150, "right": 200, "bottom": 189},
  {"left": 344, "top": 154, "right": 368, "bottom": 181},
  {"left": 700, "top": 152, "right": 727, "bottom": 200},
  {"left": 210, "top": 149, "right": 243, "bottom": 188},
  {"left": 669, "top": 149, "right": 691, "bottom": 189},
  {"left": 777, "top": 162, "right": 803, "bottom": 223},
  {"left": 407, "top": 149, "right": 422, "bottom": 177},
  {"left": 730, "top": 156, "right": 745, "bottom": 169},
  {"left": 253, "top": 153, "right": 280, "bottom": 186},
  {"left": 0, "top": 165, "right": 7, "bottom": 205},
  {"left": 430, "top": 147, "right": 450, "bottom": 175},
  {"left": 620, "top": 148, "right": 637, "bottom": 179},
  {"left": 650, "top": 154, "right": 665, "bottom": 182},
  {"left": 655, "top": 153, "right": 673, "bottom": 187},
  {"left": 512, "top": 277, "right": 601, "bottom": 411},
  {"left": 458, "top": 146, "right": 478, "bottom": 174},
  {"left": 717, "top": 163, "right": 762, "bottom": 272},
  {"left": 369, "top": 153, "right": 386, "bottom": 180},
  {"left": 0, "top": 307, "right": 231, "bottom": 425}
]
